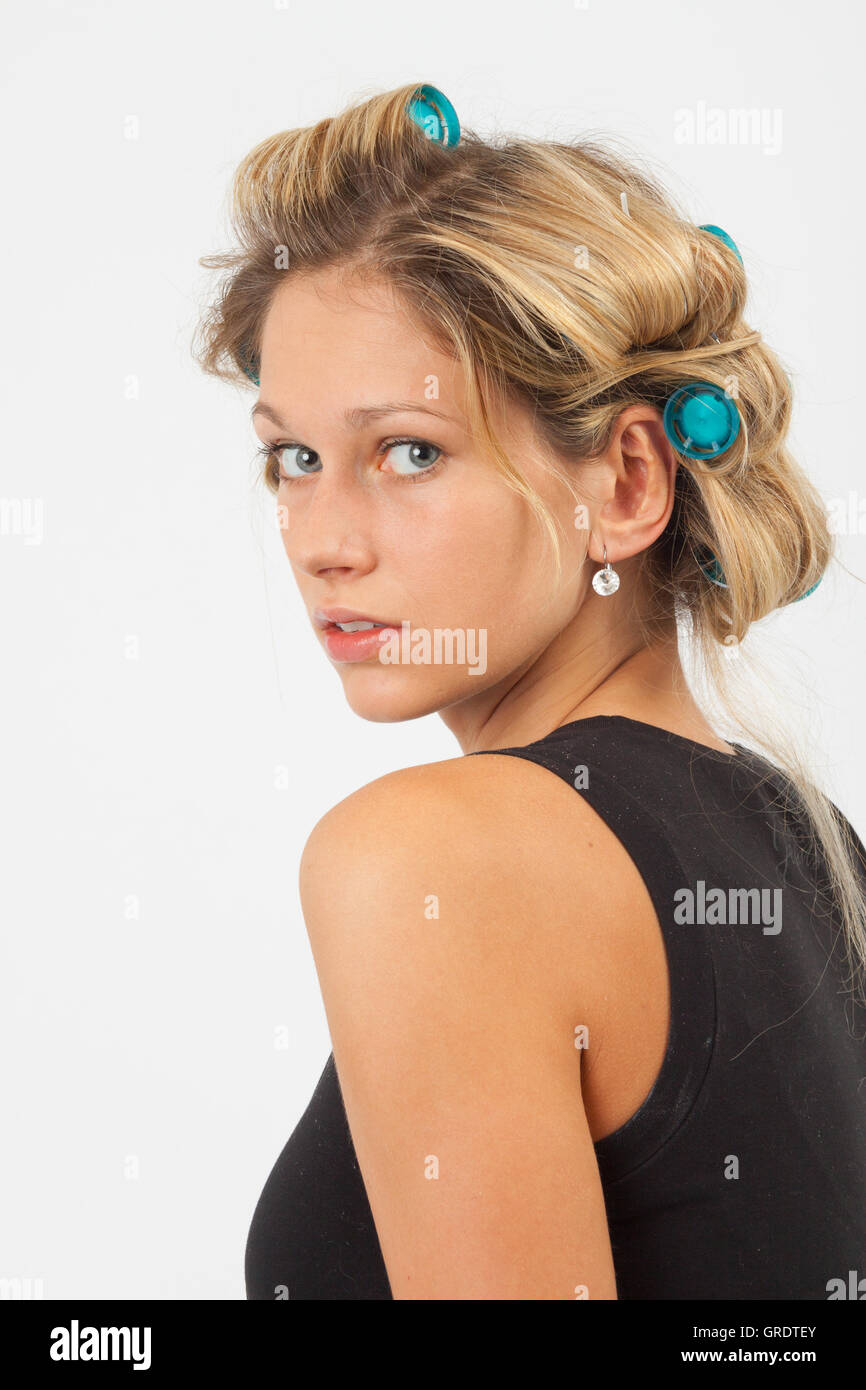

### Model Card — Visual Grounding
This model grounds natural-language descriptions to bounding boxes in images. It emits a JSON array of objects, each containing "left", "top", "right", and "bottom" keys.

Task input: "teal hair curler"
[
  {"left": 405, "top": 84, "right": 461, "bottom": 147},
  {"left": 697, "top": 548, "right": 822, "bottom": 602},
  {"left": 663, "top": 382, "right": 740, "bottom": 461},
  {"left": 240, "top": 341, "right": 260, "bottom": 388},
  {"left": 698, "top": 224, "right": 743, "bottom": 265}
]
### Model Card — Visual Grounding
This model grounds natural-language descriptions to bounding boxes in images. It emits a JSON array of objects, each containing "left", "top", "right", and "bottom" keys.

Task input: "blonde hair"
[{"left": 193, "top": 82, "right": 866, "bottom": 1009}]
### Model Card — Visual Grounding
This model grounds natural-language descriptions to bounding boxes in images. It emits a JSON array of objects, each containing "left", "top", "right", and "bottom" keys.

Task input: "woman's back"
[{"left": 245, "top": 714, "right": 866, "bottom": 1299}]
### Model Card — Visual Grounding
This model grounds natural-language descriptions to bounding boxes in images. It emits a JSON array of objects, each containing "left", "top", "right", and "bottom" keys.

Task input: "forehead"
[
  {"left": 254, "top": 265, "right": 537, "bottom": 455},
  {"left": 260, "top": 266, "right": 450, "bottom": 382}
]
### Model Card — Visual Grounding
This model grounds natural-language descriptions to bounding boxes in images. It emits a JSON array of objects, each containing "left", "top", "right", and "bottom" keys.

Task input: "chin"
[{"left": 336, "top": 666, "right": 480, "bottom": 724}]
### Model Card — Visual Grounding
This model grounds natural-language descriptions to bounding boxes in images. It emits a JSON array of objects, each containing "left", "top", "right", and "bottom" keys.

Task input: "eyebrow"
[{"left": 250, "top": 400, "right": 461, "bottom": 431}]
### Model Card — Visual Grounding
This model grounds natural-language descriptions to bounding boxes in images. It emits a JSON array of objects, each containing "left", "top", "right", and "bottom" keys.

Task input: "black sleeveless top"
[{"left": 244, "top": 715, "right": 866, "bottom": 1300}]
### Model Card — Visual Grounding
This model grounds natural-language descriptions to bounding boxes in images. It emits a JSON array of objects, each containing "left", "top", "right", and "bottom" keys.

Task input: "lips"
[
  {"left": 313, "top": 607, "right": 402, "bottom": 631},
  {"left": 317, "top": 612, "right": 403, "bottom": 666}
]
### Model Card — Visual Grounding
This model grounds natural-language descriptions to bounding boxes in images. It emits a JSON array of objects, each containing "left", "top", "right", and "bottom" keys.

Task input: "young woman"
[{"left": 194, "top": 83, "right": 866, "bottom": 1300}]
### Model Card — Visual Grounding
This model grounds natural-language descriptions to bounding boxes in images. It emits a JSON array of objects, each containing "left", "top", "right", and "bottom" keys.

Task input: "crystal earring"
[{"left": 591, "top": 544, "right": 620, "bottom": 596}]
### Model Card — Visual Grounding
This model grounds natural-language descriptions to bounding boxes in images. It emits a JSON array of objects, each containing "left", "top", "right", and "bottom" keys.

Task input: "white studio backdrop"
[{"left": 1, "top": 0, "right": 863, "bottom": 1299}]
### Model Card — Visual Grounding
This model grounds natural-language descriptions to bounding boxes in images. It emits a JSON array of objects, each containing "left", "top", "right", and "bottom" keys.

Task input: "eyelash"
[{"left": 255, "top": 436, "right": 446, "bottom": 487}]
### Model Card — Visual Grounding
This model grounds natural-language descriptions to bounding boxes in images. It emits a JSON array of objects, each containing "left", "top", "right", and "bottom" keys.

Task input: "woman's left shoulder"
[
  {"left": 299, "top": 748, "right": 593, "bottom": 895},
  {"left": 298, "top": 753, "right": 536, "bottom": 916},
  {"left": 297, "top": 748, "right": 637, "bottom": 981}
]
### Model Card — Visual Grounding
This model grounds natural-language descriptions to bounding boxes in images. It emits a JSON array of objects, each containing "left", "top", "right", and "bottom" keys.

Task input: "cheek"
[
  {"left": 467, "top": 499, "right": 586, "bottom": 651},
  {"left": 407, "top": 492, "right": 558, "bottom": 635},
  {"left": 385, "top": 486, "right": 533, "bottom": 587}
]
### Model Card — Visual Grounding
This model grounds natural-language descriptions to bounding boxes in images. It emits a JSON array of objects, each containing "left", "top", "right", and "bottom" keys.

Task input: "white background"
[{"left": 2, "top": 0, "right": 863, "bottom": 1299}]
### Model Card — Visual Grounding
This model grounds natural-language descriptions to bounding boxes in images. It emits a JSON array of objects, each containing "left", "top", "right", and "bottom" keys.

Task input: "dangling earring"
[{"left": 591, "top": 544, "right": 620, "bottom": 596}]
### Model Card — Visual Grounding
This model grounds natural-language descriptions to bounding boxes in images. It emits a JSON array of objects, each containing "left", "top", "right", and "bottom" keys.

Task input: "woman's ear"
[{"left": 582, "top": 407, "right": 678, "bottom": 566}]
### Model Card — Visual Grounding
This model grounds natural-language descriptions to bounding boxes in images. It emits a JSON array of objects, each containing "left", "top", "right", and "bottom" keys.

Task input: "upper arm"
[{"left": 298, "top": 760, "right": 618, "bottom": 1301}]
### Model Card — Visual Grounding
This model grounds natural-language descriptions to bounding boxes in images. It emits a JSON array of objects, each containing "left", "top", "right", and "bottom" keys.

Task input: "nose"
[{"left": 282, "top": 459, "right": 379, "bottom": 582}]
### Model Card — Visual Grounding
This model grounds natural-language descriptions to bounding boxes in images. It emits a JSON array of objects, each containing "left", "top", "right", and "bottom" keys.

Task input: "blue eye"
[
  {"left": 273, "top": 445, "right": 322, "bottom": 478},
  {"left": 383, "top": 439, "right": 442, "bottom": 476}
]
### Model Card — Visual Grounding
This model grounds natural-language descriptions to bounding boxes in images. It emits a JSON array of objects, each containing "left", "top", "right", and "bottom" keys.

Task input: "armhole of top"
[{"left": 469, "top": 745, "right": 719, "bottom": 1189}]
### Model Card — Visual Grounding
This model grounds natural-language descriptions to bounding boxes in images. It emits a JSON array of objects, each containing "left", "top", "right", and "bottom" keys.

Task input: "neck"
[{"left": 440, "top": 608, "right": 714, "bottom": 754}]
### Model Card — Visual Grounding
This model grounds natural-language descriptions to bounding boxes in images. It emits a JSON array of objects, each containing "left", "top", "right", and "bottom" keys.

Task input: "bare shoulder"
[
  {"left": 299, "top": 747, "right": 663, "bottom": 1081},
  {"left": 299, "top": 748, "right": 628, "bottom": 958},
  {"left": 301, "top": 746, "right": 625, "bottom": 881}
]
